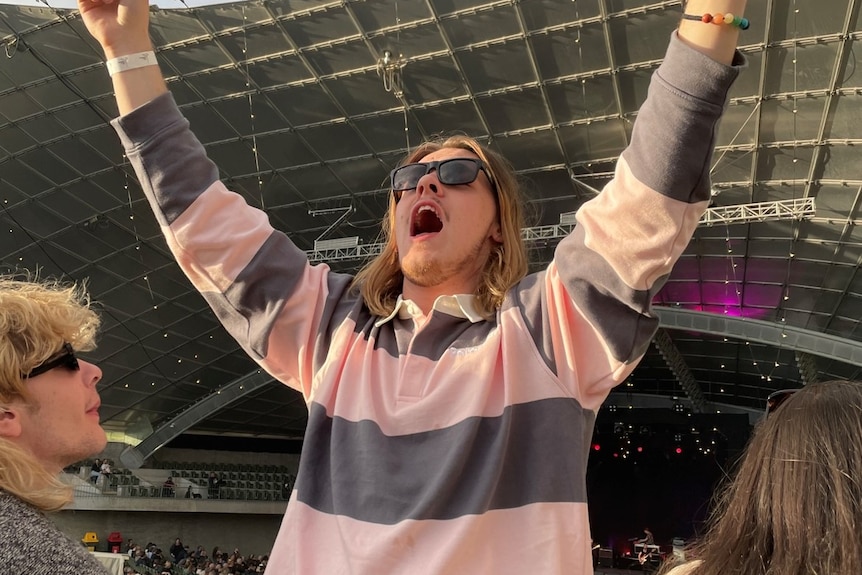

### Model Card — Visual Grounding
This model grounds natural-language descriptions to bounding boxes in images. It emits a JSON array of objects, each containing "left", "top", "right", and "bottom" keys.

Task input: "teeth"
[{"left": 418, "top": 205, "right": 437, "bottom": 215}]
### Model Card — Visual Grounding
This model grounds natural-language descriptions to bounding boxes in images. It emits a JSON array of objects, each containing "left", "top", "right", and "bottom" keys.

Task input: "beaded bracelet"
[{"left": 682, "top": 12, "right": 750, "bottom": 30}]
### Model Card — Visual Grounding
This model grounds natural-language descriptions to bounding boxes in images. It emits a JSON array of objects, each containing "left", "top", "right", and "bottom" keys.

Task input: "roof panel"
[
  {"left": 16, "top": 112, "right": 68, "bottom": 143},
  {"left": 607, "top": 11, "right": 679, "bottom": 68},
  {"left": 771, "top": 0, "right": 852, "bottom": 39},
  {"left": 2, "top": 157, "right": 54, "bottom": 195},
  {"left": 353, "top": 111, "right": 414, "bottom": 154},
  {"left": 0, "top": 123, "right": 38, "bottom": 155},
  {"left": 476, "top": 88, "right": 552, "bottom": 134},
  {"left": 758, "top": 97, "right": 826, "bottom": 143},
  {"left": 266, "top": 84, "right": 343, "bottom": 126},
  {"left": 322, "top": 72, "right": 399, "bottom": 116},
  {"left": 350, "top": 0, "right": 431, "bottom": 32},
  {"left": 531, "top": 24, "right": 610, "bottom": 79},
  {"left": 400, "top": 57, "right": 468, "bottom": 103},
  {"left": 457, "top": 42, "right": 537, "bottom": 93},
  {"left": 0, "top": 46, "right": 52, "bottom": 87},
  {"left": 520, "top": 0, "right": 601, "bottom": 27},
  {"left": 558, "top": 120, "right": 628, "bottom": 163},
  {"left": 412, "top": 99, "right": 486, "bottom": 137},
  {"left": 764, "top": 43, "right": 840, "bottom": 94},
  {"left": 280, "top": 5, "right": 357, "bottom": 48},
  {"left": 254, "top": 129, "right": 319, "bottom": 167},
  {"left": 52, "top": 101, "right": 109, "bottom": 131},
  {"left": 185, "top": 68, "right": 253, "bottom": 100},
  {"left": 821, "top": 146, "right": 862, "bottom": 181},
  {"left": 832, "top": 94, "right": 862, "bottom": 138},
  {"left": 1, "top": 0, "right": 859, "bottom": 445},
  {"left": 301, "top": 41, "right": 376, "bottom": 77},
  {"left": 246, "top": 54, "right": 313, "bottom": 85},
  {"left": 546, "top": 76, "right": 619, "bottom": 122},
  {"left": 493, "top": 130, "right": 566, "bottom": 171},
  {"left": 441, "top": 4, "right": 521, "bottom": 48},
  {"left": 299, "top": 122, "right": 373, "bottom": 161}
]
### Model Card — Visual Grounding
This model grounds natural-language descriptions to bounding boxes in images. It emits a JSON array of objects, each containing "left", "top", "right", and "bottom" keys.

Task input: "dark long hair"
[{"left": 659, "top": 380, "right": 862, "bottom": 575}]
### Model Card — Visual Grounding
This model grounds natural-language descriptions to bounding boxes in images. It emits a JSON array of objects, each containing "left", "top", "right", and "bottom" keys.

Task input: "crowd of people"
[{"left": 125, "top": 539, "right": 267, "bottom": 575}]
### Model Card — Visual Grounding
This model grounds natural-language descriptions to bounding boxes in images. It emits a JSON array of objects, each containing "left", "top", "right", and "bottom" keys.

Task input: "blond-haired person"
[
  {"left": 0, "top": 277, "right": 109, "bottom": 574},
  {"left": 77, "top": 0, "right": 747, "bottom": 572}
]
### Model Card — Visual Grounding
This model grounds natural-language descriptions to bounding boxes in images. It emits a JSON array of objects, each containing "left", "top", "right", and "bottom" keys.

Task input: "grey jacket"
[{"left": 0, "top": 490, "right": 111, "bottom": 575}]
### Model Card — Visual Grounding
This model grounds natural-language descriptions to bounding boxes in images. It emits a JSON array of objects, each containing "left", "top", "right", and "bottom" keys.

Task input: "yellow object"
[{"left": 82, "top": 531, "right": 99, "bottom": 551}]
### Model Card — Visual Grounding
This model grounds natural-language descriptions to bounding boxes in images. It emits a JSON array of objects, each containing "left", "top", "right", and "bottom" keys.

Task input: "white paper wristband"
[{"left": 105, "top": 51, "right": 158, "bottom": 76}]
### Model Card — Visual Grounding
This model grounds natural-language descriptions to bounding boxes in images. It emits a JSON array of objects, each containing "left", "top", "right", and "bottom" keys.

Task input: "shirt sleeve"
[
  {"left": 111, "top": 95, "right": 354, "bottom": 400},
  {"left": 522, "top": 32, "right": 745, "bottom": 409}
]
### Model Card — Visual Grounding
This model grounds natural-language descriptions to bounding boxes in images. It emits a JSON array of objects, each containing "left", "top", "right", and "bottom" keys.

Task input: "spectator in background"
[
  {"left": 170, "top": 538, "right": 187, "bottom": 562},
  {"left": 132, "top": 546, "right": 148, "bottom": 567},
  {"left": 90, "top": 458, "right": 101, "bottom": 484},
  {"left": 207, "top": 471, "right": 221, "bottom": 499},
  {"left": 0, "top": 276, "right": 109, "bottom": 574},
  {"left": 162, "top": 475, "right": 175, "bottom": 497},
  {"left": 659, "top": 380, "right": 862, "bottom": 575},
  {"left": 99, "top": 458, "right": 112, "bottom": 486}
]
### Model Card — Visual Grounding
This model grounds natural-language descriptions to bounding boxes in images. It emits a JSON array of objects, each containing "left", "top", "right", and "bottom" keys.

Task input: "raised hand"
[
  {"left": 77, "top": 0, "right": 152, "bottom": 59},
  {"left": 77, "top": 0, "right": 166, "bottom": 113}
]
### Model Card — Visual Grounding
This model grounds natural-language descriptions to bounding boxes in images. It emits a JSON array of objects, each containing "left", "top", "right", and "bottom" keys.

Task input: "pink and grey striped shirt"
[{"left": 113, "top": 33, "right": 743, "bottom": 575}]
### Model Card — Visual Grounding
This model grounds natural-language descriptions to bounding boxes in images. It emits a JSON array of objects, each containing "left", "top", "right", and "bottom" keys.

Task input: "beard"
[{"left": 401, "top": 235, "right": 490, "bottom": 289}]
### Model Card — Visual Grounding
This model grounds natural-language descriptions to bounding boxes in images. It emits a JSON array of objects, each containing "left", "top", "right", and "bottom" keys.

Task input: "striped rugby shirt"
[{"left": 113, "top": 33, "right": 743, "bottom": 575}]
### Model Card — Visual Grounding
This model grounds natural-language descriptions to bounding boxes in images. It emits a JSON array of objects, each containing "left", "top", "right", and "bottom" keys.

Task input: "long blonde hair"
[
  {"left": 0, "top": 276, "right": 100, "bottom": 511},
  {"left": 353, "top": 135, "right": 529, "bottom": 317}
]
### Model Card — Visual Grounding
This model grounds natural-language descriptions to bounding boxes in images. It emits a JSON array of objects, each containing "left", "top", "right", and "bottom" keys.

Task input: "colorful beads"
[{"left": 682, "top": 12, "right": 751, "bottom": 30}]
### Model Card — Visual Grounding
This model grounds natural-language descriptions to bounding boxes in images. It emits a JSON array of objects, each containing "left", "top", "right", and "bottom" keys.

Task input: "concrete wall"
[
  {"left": 152, "top": 447, "right": 300, "bottom": 471},
  {"left": 53, "top": 509, "right": 284, "bottom": 558}
]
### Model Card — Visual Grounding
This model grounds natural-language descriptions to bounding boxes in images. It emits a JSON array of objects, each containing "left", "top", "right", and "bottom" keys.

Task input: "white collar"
[{"left": 374, "top": 294, "right": 491, "bottom": 327}]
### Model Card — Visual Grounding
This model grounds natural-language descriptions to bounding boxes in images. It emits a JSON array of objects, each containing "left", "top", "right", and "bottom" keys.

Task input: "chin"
[
  {"left": 402, "top": 260, "right": 445, "bottom": 288},
  {"left": 90, "top": 430, "right": 108, "bottom": 455}
]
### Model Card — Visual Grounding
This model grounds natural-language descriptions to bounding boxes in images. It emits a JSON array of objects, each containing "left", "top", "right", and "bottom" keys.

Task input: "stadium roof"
[{"left": 0, "top": 0, "right": 860, "bottom": 456}]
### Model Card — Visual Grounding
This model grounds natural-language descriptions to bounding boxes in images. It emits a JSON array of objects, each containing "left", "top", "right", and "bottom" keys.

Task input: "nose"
[
  {"left": 81, "top": 360, "right": 102, "bottom": 388},
  {"left": 416, "top": 170, "right": 440, "bottom": 197}
]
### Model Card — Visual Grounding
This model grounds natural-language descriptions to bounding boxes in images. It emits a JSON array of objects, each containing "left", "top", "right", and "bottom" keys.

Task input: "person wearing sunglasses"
[
  {"left": 659, "top": 379, "right": 862, "bottom": 575},
  {"left": 77, "top": 0, "right": 746, "bottom": 572},
  {"left": 0, "top": 277, "right": 109, "bottom": 574}
]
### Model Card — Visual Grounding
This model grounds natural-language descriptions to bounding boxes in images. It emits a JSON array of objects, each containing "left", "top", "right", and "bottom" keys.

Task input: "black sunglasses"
[
  {"left": 23, "top": 343, "right": 80, "bottom": 379},
  {"left": 390, "top": 158, "right": 495, "bottom": 202},
  {"left": 765, "top": 388, "right": 799, "bottom": 416}
]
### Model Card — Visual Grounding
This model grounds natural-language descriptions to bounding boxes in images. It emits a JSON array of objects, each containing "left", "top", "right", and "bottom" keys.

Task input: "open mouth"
[{"left": 411, "top": 204, "right": 444, "bottom": 237}]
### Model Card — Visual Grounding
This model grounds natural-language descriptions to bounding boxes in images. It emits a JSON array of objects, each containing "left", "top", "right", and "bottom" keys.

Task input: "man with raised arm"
[{"left": 77, "top": 0, "right": 746, "bottom": 572}]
